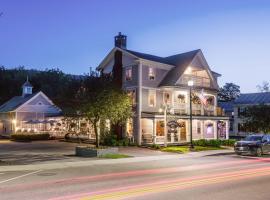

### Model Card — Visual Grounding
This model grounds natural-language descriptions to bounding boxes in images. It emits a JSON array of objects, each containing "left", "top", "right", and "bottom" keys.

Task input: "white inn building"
[{"left": 98, "top": 33, "right": 229, "bottom": 145}]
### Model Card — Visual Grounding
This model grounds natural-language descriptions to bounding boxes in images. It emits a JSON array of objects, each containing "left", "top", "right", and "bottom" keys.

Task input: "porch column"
[
  {"left": 214, "top": 96, "right": 217, "bottom": 116},
  {"left": 153, "top": 118, "right": 156, "bottom": 144},
  {"left": 201, "top": 120, "right": 205, "bottom": 139},
  {"left": 136, "top": 61, "right": 142, "bottom": 145},
  {"left": 200, "top": 120, "right": 204, "bottom": 139},
  {"left": 226, "top": 121, "right": 229, "bottom": 139},
  {"left": 214, "top": 121, "right": 218, "bottom": 139},
  {"left": 187, "top": 120, "right": 191, "bottom": 142}
]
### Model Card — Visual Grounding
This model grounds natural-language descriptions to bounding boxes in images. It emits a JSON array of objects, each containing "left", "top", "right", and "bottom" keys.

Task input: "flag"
[{"left": 198, "top": 89, "right": 207, "bottom": 106}]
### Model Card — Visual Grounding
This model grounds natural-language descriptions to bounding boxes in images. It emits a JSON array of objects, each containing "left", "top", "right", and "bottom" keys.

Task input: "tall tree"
[
  {"left": 257, "top": 81, "right": 270, "bottom": 92},
  {"left": 76, "top": 73, "right": 132, "bottom": 148},
  {"left": 218, "top": 83, "right": 240, "bottom": 102},
  {"left": 242, "top": 104, "right": 270, "bottom": 133}
]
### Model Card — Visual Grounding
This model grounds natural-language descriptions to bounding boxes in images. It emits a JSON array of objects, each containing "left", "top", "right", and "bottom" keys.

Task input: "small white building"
[{"left": 0, "top": 78, "right": 63, "bottom": 137}]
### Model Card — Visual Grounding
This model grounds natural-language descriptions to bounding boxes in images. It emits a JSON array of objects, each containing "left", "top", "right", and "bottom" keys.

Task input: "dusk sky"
[{"left": 1, "top": 0, "right": 270, "bottom": 93}]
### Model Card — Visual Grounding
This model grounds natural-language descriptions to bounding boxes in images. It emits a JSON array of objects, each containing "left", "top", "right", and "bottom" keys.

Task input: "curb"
[{"left": 0, "top": 149, "right": 234, "bottom": 172}]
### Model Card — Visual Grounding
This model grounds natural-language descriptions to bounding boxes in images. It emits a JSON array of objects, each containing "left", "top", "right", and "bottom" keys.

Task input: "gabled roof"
[
  {"left": 125, "top": 49, "right": 203, "bottom": 87},
  {"left": 234, "top": 92, "right": 270, "bottom": 105},
  {"left": 0, "top": 93, "right": 37, "bottom": 112},
  {"left": 125, "top": 49, "right": 173, "bottom": 65},
  {"left": 97, "top": 47, "right": 219, "bottom": 89},
  {"left": 158, "top": 50, "right": 200, "bottom": 86}
]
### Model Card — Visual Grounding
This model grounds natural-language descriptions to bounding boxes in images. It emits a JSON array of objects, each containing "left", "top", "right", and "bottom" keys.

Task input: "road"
[{"left": 0, "top": 152, "right": 270, "bottom": 200}]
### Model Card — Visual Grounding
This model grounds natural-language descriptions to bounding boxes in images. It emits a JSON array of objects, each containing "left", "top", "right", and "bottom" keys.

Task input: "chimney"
[{"left": 114, "top": 32, "right": 127, "bottom": 49}]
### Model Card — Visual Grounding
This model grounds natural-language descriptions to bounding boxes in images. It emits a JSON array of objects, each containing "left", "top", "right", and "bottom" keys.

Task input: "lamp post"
[{"left": 188, "top": 80, "right": 194, "bottom": 150}]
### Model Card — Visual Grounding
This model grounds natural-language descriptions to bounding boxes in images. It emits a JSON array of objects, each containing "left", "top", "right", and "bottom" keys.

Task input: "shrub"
[
  {"left": 11, "top": 133, "right": 50, "bottom": 141},
  {"left": 193, "top": 139, "right": 237, "bottom": 147},
  {"left": 220, "top": 139, "right": 236, "bottom": 147},
  {"left": 193, "top": 139, "right": 221, "bottom": 147},
  {"left": 151, "top": 144, "right": 161, "bottom": 149},
  {"left": 100, "top": 130, "right": 131, "bottom": 147}
]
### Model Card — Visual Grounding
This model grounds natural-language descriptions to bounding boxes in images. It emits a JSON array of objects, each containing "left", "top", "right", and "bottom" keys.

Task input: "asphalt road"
[{"left": 1, "top": 152, "right": 270, "bottom": 200}]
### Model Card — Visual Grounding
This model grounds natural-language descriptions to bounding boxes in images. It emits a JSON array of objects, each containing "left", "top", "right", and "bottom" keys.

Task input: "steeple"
[{"left": 22, "top": 76, "right": 33, "bottom": 97}]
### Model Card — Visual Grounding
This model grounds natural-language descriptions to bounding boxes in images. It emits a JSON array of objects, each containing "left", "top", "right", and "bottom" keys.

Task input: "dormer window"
[
  {"left": 125, "top": 67, "right": 132, "bottom": 81},
  {"left": 148, "top": 67, "right": 155, "bottom": 80}
]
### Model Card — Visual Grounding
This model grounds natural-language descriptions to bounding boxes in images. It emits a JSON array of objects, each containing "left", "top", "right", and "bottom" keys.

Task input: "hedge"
[
  {"left": 193, "top": 139, "right": 236, "bottom": 147},
  {"left": 11, "top": 133, "right": 50, "bottom": 141}
]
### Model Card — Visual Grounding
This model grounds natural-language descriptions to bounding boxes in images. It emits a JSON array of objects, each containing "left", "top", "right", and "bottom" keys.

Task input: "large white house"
[
  {"left": 97, "top": 33, "right": 229, "bottom": 145},
  {"left": 0, "top": 78, "right": 63, "bottom": 137}
]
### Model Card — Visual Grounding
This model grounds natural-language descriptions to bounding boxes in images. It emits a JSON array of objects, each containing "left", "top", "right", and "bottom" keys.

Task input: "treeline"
[{"left": 0, "top": 66, "right": 84, "bottom": 111}]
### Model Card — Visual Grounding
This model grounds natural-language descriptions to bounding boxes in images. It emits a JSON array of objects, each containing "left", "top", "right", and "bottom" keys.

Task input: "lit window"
[
  {"left": 156, "top": 120, "right": 164, "bottom": 136},
  {"left": 177, "top": 94, "right": 186, "bottom": 103},
  {"left": 125, "top": 67, "right": 132, "bottom": 81},
  {"left": 127, "top": 90, "right": 136, "bottom": 106},
  {"left": 149, "top": 67, "right": 155, "bottom": 80},
  {"left": 148, "top": 90, "right": 156, "bottom": 107}
]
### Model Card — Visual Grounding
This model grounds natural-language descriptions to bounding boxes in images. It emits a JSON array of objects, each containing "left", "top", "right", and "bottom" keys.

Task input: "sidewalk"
[{"left": 0, "top": 149, "right": 234, "bottom": 172}]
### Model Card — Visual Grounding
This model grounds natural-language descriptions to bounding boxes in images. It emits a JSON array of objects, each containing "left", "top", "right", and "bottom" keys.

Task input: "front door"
[{"left": 178, "top": 121, "right": 186, "bottom": 142}]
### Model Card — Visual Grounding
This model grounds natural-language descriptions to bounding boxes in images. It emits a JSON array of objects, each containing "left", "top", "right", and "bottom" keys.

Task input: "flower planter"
[{"left": 75, "top": 146, "right": 118, "bottom": 157}]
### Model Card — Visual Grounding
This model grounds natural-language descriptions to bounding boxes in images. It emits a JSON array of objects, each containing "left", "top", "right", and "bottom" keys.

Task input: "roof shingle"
[
  {"left": 234, "top": 92, "right": 270, "bottom": 105},
  {"left": 0, "top": 93, "right": 37, "bottom": 112}
]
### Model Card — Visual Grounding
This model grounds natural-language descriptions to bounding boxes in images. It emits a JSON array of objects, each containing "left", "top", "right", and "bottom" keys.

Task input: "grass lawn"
[
  {"left": 161, "top": 146, "right": 224, "bottom": 154},
  {"left": 99, "top": 153, "right": 132, "bottom": 159}
]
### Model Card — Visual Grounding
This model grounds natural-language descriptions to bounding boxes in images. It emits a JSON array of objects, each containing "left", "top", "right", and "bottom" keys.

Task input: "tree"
[
  {"left": 242, "top": 104, "right": 270, "bottom": 133},
  {"left": 257, "top": 81, "right": 270, "bottom": 92},
  {"left": 218, "top": 83, "right": 240, "bottom": 102},
  {"left": 77, "top": 74, "right": 132, "bottom": 148}
]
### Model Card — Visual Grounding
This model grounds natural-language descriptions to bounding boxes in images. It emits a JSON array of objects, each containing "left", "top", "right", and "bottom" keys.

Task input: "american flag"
[{"left": 198, "top": 89, "right": 207, "bottom": 106}]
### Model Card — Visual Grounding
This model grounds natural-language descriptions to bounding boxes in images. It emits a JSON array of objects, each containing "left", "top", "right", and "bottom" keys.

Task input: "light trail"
[
  {"left": 50, "top": 166, "right": 270, "bottom": 200},
  {"left": 1, "top": 157, "right": 269, "bottom": 193}
]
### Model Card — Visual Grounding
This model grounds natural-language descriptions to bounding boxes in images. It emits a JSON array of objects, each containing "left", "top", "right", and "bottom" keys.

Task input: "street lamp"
[{"left": 188, "top": 80, "right": 194, "bottom": 150}]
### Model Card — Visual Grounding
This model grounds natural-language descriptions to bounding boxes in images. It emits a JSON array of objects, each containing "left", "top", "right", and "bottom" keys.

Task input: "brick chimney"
[{"left": 114, "top": 32, "right": 127, "bottom": 49}]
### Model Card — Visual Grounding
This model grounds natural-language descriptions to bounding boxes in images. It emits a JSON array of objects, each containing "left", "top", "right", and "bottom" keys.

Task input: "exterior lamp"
[
  {"left": 188, "top": 80, "right": 194, "bottom": 150},
  {"left": 12, "top": 119, "right": 16, "bottom": 124},
  {"left": 188, "top": 80, "right": 194, "bottom": 87}
]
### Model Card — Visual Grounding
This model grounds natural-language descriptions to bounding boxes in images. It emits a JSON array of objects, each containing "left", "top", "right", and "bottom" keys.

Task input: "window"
[
  {"left": 148, "top": 90, "right": 156, "bottom": 107},
  {"left": 163, "top": 92, "right": 171, "bottom": 104},
  {"left": 125, "top": 67, "right": 132, "bottom": 81},
  {"left": 127, "top": 90, "right": 136, "bottom": 106},
  {"left": 156, "top": 120, "right": 164, "bottom": 136},
  {"left": 148, "top": 67, "right": 155, "bottom": 80},
  {"left": 177, "top": 94, "right": 186, "bottom": 103},
  {"left": 197, "top": 121, "right": 201, "bottom": 134}
]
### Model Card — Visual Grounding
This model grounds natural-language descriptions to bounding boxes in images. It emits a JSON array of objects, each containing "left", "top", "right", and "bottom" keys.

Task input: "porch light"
[
  {"left": 158, "top": 108, "right": 163, "bottom": 113},
  {"left": 188, "top": 80, "right": 194, "bottom": 87},
  {"left": 12, "top": 119, "right": 16, "bottom": 124}
]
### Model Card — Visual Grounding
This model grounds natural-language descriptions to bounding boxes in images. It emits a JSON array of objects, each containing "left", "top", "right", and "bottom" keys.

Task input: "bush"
[
  {"left": 100, "top": 130, "right": 131, "bottom": 147},
  {"left": 220, "top": 139, "right": 236, "bottom": 147},
  {"left": 11, "top": 133, "right": 50, "bottom": 141},
  {"left": 151, "top": 144, "right": 161, "bottom": 149},
  {"left": 193, "top": 139, "right": 236, "bottom": 147}
]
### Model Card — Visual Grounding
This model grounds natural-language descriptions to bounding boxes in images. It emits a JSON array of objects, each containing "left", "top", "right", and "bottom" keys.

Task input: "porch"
[{"left": 141, "top": 115, "right": 229, "bottom": 145}]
